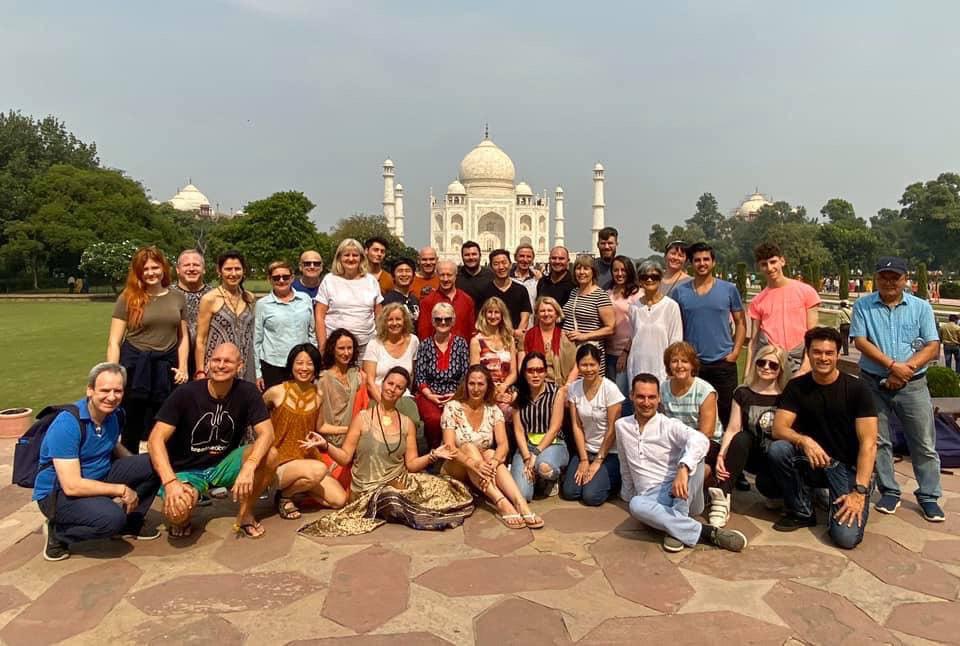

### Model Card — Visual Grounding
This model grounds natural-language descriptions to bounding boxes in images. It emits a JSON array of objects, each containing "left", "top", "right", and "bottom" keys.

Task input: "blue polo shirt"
[
  {"left": 673, "top": 279, "right": 744, "bottom": 363},
  {"left": 253, "top": 290, "right": 316, "bottom": 377},
  {"left": 849, "top": 291, "right": 939, "bottom": 377},
  {"left": 33, "top": 399, "right": 121, "bottom": 501}
]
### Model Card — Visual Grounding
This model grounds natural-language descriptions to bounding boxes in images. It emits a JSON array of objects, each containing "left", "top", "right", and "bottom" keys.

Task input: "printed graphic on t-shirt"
[{"left": 190, "top": 404, "right": 235, "bottom": 455}]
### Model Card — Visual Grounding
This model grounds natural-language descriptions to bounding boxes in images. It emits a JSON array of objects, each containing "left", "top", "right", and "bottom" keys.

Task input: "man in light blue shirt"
[
  {"left": 850, "top": 256, "right": 943, "bottom": 522},
  {"left": 254, "top": 261, "right": 317, "bottom": 390}
]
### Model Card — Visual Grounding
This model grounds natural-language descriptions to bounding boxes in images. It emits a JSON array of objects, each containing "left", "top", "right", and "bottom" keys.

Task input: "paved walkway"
[{"left": 1, "top": 438, "right": 959, "bottom": 645}]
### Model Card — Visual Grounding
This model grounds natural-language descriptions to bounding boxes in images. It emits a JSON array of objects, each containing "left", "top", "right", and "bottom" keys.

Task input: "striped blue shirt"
[
  {"left": 849, "top": 291, "right": 939, "bottom": 377},
  {"left": 253, "top": 290, "right": 316, "bottom": 377}
]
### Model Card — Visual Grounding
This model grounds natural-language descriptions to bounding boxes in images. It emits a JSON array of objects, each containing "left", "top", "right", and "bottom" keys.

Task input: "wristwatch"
[
  {"left": 530, "top": 447, "right": 541, "bottom": 456},
  {"left": 853, "top": 484, "right": 868, "bottom": 495}
]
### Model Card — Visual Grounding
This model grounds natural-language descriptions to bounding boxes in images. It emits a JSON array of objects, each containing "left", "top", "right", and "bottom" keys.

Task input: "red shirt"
[{"left": 417, "top": 288, "right": 476, "bottom": 341}]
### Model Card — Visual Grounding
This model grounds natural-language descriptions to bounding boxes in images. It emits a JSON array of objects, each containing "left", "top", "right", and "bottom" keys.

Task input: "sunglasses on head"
[
  {"left": 433, "top": 316, "right": 453, "bottom": 324},
  {"left": 302, "top": 260, "right": 323, "bottom": 267},
  {"left": 270, "top": 274, "right": 292, "bottom": 283},
  {"left": 755, "top": 359, "right": 780, "bottom": 370}
]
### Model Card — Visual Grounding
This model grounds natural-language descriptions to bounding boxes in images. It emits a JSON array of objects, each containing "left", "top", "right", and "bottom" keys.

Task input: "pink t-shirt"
[
  {"left": 606, "top": 289, "right": 642, "bottom": 356},
  {"left": 747, "top": 279, "right": 820, "bottom": 350}
]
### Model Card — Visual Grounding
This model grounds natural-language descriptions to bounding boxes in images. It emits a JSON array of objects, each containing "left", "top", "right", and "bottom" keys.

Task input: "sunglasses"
[
  {"left": 301, "top": 261, "right": 323, "bottom": 267},
  {"left": 639, "top": 274, "right": 662, "bottom": 282},
  {"left": 755, "top": 359, "right": 780, "bottom": 371},
  {"left": 433, "top": 316, "right": 454, "bottom": 324},
  {"left": 270, "top": 274, "right": 293, "bottom": 283},
  {"left": 525, "top": 366, "right": 547, "bottom": 374}
]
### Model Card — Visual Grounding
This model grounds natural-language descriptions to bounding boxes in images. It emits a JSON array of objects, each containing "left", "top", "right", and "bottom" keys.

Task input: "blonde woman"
[
  {"left": 710, "top": 345, "right": 792, "bottom": 523},
  {"left": 362, "top": 303, "right": 421, "bottom": 426},
  {"left": 315, "top": 238, "right": 383, "bottom": 356},
  {"left": 523, "top": 296, "right": 577, "bottom": 386},
  {"left": 470, "top": 297, "right": 518, "bottom": 412}
]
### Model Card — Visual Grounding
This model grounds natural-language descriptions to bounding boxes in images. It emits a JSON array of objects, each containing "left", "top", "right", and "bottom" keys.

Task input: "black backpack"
[{"left": 12, "top": 405, "right": 84, "bottom": 488}]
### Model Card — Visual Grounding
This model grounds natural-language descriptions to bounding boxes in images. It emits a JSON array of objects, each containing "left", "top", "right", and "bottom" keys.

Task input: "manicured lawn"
[{"left": 0, "top": 301, "right": 113, "bottom": 414}]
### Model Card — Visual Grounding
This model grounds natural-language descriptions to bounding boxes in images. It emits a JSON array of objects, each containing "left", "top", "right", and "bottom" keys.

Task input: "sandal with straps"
[
  {"left": 490, "top": 496, "right": 526, "bottom": 530},
  {"left": 275, "top": 492, "right": 302, "bottom": 520},
  {"left": 233, "top": 521, "right": 266, "bottom": 539}
]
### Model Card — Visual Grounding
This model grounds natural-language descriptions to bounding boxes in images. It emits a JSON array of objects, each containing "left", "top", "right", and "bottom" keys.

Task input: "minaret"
[
  {"left": 554, "top": 186, "right": 565, "bottom": 248},
  {"left": 394, "top": 183, "right": 405, "bottom": 241},
  {"left": 592, "top": 162, "right": 605, "bottom": 249},
  {"left": 382, "top": 158, "right": 396, "bottom": 234}
]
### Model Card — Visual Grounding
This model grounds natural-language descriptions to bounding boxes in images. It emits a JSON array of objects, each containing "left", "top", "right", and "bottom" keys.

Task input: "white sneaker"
[
  {"left": 546, "top": 481, "right": 559, "bottom": 498},
  {"left": 707, "top": 487, "right": 730, "bottom": 528}
]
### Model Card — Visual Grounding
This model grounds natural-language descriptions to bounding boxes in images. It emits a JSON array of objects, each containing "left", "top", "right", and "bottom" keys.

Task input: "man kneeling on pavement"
[
  {"left": 768, "top": 326, "right": 878, "bottom": 549},
  {"left": 616, "top": 373, "right": 748, "bottom": 553},
  {"left": 36, "top": 362, "right": 161, "bottom": 561},
  {"left": 148, "top": 342, "right": 278, "bottom": 539}
]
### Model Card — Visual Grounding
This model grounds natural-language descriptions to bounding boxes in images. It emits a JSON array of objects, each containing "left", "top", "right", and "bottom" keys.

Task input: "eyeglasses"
[
  {"left": 755, "top": 359, "right": 780, "bottom": 371},
  {"left": 433, "top": 316, "right": 454, "bottom": 324},
  {"left": 525, "top": 366, "right": 547, "bottom": 374},
  {"left": 270, "top": 274, "right": 292, "bottom": 283},
  {"left": 639, "top": 274, "right": 662, "bottom": 282},
  {"left": 301, "top": 261, "right": 323, "bottom": 268}
]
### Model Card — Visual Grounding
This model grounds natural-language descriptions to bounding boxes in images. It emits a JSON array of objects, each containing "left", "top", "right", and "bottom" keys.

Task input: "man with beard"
[
  {"left": 456, "top": 240, "right": 493, "bottom": 306},
  {"left": 537, "top": 245, "right": 576, "bottom": 307}
]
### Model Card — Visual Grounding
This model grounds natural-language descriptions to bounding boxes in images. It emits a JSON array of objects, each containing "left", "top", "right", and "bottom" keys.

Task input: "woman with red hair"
[{"left": 107, "top": 246, "right": 190, "bottom": 453}]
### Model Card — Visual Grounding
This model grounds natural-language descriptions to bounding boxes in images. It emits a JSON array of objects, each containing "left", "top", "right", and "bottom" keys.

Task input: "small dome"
[
  {"left": 169, "top": 183, "right": 211, "bottom": 212},
  {"left": 555, "top": 186, "right": 564, "bottom": 194},
  {"left": 594, "top": 162, "right": 605, "bottom": 171},
  {"left": 515, "top": 181, "right": 533, "bottom": 195},
  {"left": 446, "top": 179, "right": 466, "bottom": 194},
  {"left": 459, "top": 138, "right": 515, "bottom": 187},
  {"left": 736, "top": 191, "right": 773, "bottom": 218},
  {"left": 383, "top": 158, "right": 394, "bottom": 167}
]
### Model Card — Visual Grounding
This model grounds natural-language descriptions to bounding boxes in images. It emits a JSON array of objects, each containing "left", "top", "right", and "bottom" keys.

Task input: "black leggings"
[{"left": 706, "top": 432, "right": 781, "bottom": 498}]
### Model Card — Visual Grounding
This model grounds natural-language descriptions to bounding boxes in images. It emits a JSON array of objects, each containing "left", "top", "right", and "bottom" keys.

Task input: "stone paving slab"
[{"left": 1, "top": 438, "right": 960, "bottom": 645}]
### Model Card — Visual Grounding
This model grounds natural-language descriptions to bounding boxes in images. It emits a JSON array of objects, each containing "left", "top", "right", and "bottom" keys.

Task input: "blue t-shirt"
[
  {"left": 673, "top": 279, "right": 744, "bottom": 363},
  {"left": 32, "top": 399, "right": 121, "bottom": 501},
  {"left": 292, "top": 278, "right": 319, "bottom": 300}
]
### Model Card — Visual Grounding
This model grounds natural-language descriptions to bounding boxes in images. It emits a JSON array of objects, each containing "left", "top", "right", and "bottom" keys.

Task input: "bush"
[
  {"left": 940, "top": 281, "right": 960, "bottom": 299},
  {"left": 839, "top": 262, "right": 849, "bottom": 300},
  {"left": 927, "top": 366, "right": 960, "bottom": 397}
]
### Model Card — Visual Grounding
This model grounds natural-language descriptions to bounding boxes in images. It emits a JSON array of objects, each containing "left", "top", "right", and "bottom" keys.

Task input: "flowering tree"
[{"left": 79, "top": 240, "right": 139, "bottom": 293}]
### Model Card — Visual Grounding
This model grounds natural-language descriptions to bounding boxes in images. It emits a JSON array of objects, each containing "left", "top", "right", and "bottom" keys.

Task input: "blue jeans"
[
  {"left": 605, "top": 354, "right": 633, "bottom": 417},
  {"left": 768, "top": 440, "right": 871, "bottom": 549},
  {"left": 863, "top": 374, "right": 941, "bottom": 503},
  {"left": 37, "top": 453, "right": 160, "bottom": 545},
  {"left": 629, "top": 461, "right": 706, "bottom": 546},
  {"left": 510, "top": 442, "right": 570, "bottom": 501},
  {"left": 561, "top": 452, "right": 621, "bottom": 506},
  {"left": 944, "top": 345, "right": 960, "bottom": 372}
]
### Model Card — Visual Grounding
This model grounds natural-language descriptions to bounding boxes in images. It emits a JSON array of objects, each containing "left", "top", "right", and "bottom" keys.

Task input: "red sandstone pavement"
[{"left": 1, "top": 440, "right": 959, "bottom": 645}]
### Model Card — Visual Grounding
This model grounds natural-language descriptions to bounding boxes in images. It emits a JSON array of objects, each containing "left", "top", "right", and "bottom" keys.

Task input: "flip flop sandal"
[
  {"left": 521, "top": 513, "right": 544, "bottom": 529},
  {"left": 233, "top": 522, "right": 265, "bottom": 539},
  {"left": 168, "top": 522, "right": 193, "bottom": 538},
  {"left": 497, "top": 513, "right": 526, "bottom": 530}
]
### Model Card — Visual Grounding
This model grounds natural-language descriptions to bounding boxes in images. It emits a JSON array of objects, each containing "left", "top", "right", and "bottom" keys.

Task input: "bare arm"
[
  {"left": 728, "top": 310, "right": 747, "bottom": 362},
  {"left": 147, "top": 421, "right": 180, "bottom": 487},
  {"left": 324, "top": 412, "right": 363, "bottom": 466},
  {"left": 53, "top": 459, "right": 128, "bottom": 498},
  {"left": 697, "top": 392, "right": 718, "bottom": 439},
  {"left": 853, "top": 416, "right": 878, "bottom": 488},
  {"left": 718, "top": 399, "right": 743, "bottom": 456},
  {"left": 469, "top": 337, "right": 481, "bottom": 365},
  {"left": 536, "top": 388, "right": 568, "bottom": 452},
  {"left": 403, "top": 416, "right": 435, "bottom": 473},
  {"left": 591, "top": 305, "right": 616, "bottom": 340},
  {"left": 491, "top": 417, "right": 510, "bottom": 465},
  {"left": 177, "top": 319, "right": 190, "bottom": 374},
  {"left": 772, "top": 408, "right": 830, "bottom": 468},
  {"left": 106, "top": 318, "right": 126, "bottom": 363},
  {"left": 517, "top": 312, "right": 530, "bottom": 335},
  {"left": 314, "top": 301, "right": 329, "bottom": 351},
  {"left": 569, "top": 401, "right": 588, "bottom": 462},
  {"left": 362, "top": 360, "right": 382, "bottom": 403},
  {"left": 194, "top": 294, "right": 215, "bottom": 375}
]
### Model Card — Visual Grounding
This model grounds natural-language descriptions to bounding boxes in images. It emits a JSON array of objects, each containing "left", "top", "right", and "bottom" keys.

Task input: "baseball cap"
[{"left": 874, "top": 257, "right": 908, "bottom": 275}]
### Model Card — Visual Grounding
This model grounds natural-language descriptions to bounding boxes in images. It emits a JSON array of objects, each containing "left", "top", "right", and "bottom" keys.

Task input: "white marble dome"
[
  {"left": 737, "top": 191, "right": 773, "bottom": 218},
  {"left": 515, "top": 181, "right": 533, "bottom": 195},
  {"left": 169, "top": 184, "right": 210, "bottom": 212},
  {"left": 459, "top": 138, "right": 515, "bottom": 186},
  {"left": 446, "top": 179, "right": 466, "bottom": 194}
]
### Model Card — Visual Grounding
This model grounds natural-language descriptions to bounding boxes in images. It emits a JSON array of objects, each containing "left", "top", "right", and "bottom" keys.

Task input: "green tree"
[
  {"left": 648, "top": 224, "right": 669, "bottom": 254},
  {"left": 869, "top": 207, "right": 913, "bottom": 263},
  {"left": 209, "top": 191, "right": 331, "bottom": 274},
  {"left": 735, "top": 262, "right": 747, "bottom": 300},
  {"left": 839, "top": 262, "right": 849, "bottom": 300},
  {"left": 0, "top": 111, "right": 99, "bottom": 242},
  {"left": 899, "top": 172, "right": 960, "bottom": 270},
  {"left": 688, "top": 193, "right": 726, "bottom": 240},
  {"left": 917, "top": 262, "right": 929, "bottom": 300},
  {"left": 79, "top": 240, "right": 140, "bottom": 293},
  {"left": 819, "top": 198, "right": 857, "bottom": 224},
  {"left": 329, "top": 213, "right": 418, "bottom": 262}
]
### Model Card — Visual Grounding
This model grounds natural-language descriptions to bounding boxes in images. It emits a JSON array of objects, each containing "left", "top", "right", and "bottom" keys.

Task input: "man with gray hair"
[
  {"left": 34, "top": 362, "right": 162, "bottom": 561},
  {"left": 171, "top": 248, "right": 211, "bottom": 377}
]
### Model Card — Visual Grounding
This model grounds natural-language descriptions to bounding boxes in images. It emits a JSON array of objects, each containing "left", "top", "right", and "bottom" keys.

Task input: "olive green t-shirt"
[{"left": 113, "top": 290, "right": 186, "bottom": 352}]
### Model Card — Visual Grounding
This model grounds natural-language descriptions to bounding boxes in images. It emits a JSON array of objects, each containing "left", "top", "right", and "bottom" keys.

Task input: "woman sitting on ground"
[
  {"left": 262, "top": 344, "right": 348, "bottom": 519},
  {"left": 362, "top": 303, "right": 421, "bottom": 428},
  {"left": 470, "top": 296, "right": 518, "bottom": 416},
  {"left": 561, "top": 344, "right": 625, "bottom": 506},
  {"left": 510, "top": 352, "right": 569, "bottom": 502},
  {"left": 316, "top": 328, "right": 365, "bottom": 488},
  {"left": 299, "top": 367, "right": 473, "bottom": 537},
  {"left": 441, "top": 365, "right": 545, "bottom": 529},
  {"left": 414, "top": 301, "right": 470, "bottom": 449},
  {"left": 522, "top": 296, "right": 577, "bottom": 386},
  {"left": 713, "top": 345, "right": 791, "bottom": 520}
]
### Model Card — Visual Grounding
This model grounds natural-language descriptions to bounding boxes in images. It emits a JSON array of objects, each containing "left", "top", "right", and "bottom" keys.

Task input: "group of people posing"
[{"left": 32, "top": 229, "right": 946, "bottom": 562}]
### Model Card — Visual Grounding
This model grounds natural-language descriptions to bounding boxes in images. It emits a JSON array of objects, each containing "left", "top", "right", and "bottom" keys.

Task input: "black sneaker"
[
  {"left": 710, "top": 527, "right": 748, "bottom": 552},
  {"left": 735, "top": 474, "right": 751, "bottom": 491},
  {"left": 122, "top": 525, "right": 162, "bottom": 541},
  {"left": 42, "top": 520, "right": 69, "bottom": 562},
  {"left": 772, "top": 514, "right": 817, "bottom": 532}
]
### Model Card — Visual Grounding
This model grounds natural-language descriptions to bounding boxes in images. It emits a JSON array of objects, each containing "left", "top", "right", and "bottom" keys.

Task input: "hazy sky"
[{"left": 4, "top": 1, "right": 959, "bottom": 256}]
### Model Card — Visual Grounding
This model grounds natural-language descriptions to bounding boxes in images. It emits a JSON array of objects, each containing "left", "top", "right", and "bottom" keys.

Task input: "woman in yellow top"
[{"left": 262, "top": 343, "right": 348, "bottom": 520}]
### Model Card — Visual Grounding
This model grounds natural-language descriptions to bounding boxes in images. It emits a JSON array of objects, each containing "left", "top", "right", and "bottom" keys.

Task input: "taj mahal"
[{"left": 380, "top": 133, "right": 607, "bottom": 261}]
